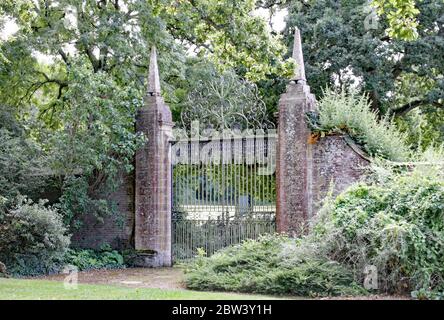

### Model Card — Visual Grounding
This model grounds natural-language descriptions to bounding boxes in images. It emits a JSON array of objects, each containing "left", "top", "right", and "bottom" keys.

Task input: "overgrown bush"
[
  {"left": 65, "top": 245, "right": 125, "bottom": 271},
  {"left": 0, "top": 196, "right": 70, "bottom": 276},
  {"left": 307, "top": 88, "right": 411, "bottom": 161},
  {"left": 184, "top": 235, "right": 366, "bottom": 297},
  {"left": 311, "top": 154, "right": 444, "bottom": 298}
]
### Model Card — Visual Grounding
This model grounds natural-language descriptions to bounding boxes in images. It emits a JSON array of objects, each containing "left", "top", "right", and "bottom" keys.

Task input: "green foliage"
[
  {"left": 0, "top": 105, "right": 48, "bottom": 200},
  {"left": 0, "top": 0, "right": 291, "bottom": 110},
  {"left": 312, "top": 156, "right": 444, "bottom": 297},
  {"left": 43, "top": 60, "right": 145, "bottom": 228},
  {"left": 0, "top": 196, "right": 70, "bottom": 276},
  {"left": 285, "top": 0, "right": 444, "bottom": 118},
  {"left": 372, "top": 0, "right": 420, "bottom": 40},
  {"left": 395, "top": 108, "right": 444, "bottom": 151},
  {"left": 391, "top": 73, "right": 444, "bottom": 151},
  {"left": 158, "top": 0, "right": 294, "bottom": 81},
  {"left": 184, "top": 235, "right": 366, "bottom": 297},
  {"left": 46, "top": 60, "right": 145, "bottom": 176},
  {"left": 308, "top": 88, "right": 411, "bottom": 161},
  {"left": 411, "top": 288, "right": 444, "bottom": 300},
  {"left": 57, "top": 176, "right": 112, "bottom": 229},
  {"left": 65, "top": 246, "right": 125, "bottom": 271}
]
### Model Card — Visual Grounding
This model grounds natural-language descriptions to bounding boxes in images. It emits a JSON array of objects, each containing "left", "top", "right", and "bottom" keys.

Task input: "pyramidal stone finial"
[
  {"left": 292, "top": 27, "right": 306, "bottom": 84},
  {"left": 148, "top": 46, "right": 161, "bottom": 95}
]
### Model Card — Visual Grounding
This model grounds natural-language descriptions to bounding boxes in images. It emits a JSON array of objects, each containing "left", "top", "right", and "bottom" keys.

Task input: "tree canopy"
[{"left": 284, "top": 0, "right": 443, "bottom": 148}]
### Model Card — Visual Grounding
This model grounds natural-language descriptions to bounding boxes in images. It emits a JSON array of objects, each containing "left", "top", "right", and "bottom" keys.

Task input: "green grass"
[{"left": 0, "top": 278, "right": 279, "bottom": 300}]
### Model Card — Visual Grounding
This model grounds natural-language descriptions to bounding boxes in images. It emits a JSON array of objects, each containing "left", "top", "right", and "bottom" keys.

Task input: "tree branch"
[
  {"left": 391, "top": 100, "right": 444, "bottom": 116},
  {"left": 20, "top": 72, "right": 68, "bottom": 105},
  {"left": 58, "top": 48, "right": 70, "bottom": 66}
]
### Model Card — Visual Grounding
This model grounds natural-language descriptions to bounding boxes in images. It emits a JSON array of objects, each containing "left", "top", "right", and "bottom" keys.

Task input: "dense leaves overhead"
[
  {"left": 157, "top": 0, "right": 293, "bottom": 80},
  {"left": 285, "top": 0, "right": 444, "bottom": 115},
  {"left": 372, "top": 0, "right": 420, "bottom": 41}
]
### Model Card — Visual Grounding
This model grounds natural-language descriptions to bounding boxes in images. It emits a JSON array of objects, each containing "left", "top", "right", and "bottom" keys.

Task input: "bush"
[
  {"left": 307, "top": 88, "right": 410, "bottom": 161},
  {"left": 184, "top": 235, "right": 366, "bottom": 297},
  {"left": 0, "top": 196, "right": 70, "bottom": 276},
  {"left": 312, "top": 156, "right": 444, "bottom": 297},
  {"left": 65, "top": 246, "right": 125, "bottom": 271}
]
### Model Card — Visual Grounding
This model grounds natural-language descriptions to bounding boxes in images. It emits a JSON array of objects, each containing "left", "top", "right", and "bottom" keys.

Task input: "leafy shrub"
[
  {"left": 312, "top": 156, "right": 444, "bottom": 297},
  {"left": 307, "top": 88, "right": 410, "bottom": 161},
  {"left": 57, "top": 176, "right": 114, "bottom": 229},
  {"left": 0, "top": 196, "right": 70, "bottom": 276},
  {"left": 184, "top": 235, "right": 365, "bottom": 297},
  {"left": 0, "top": 105, "right": 48, "bottom": 200},
  {"left": 65, "top": 246, "right": 125, "bottom": 271}
]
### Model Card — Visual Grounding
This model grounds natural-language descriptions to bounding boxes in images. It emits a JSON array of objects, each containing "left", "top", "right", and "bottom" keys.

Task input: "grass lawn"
[{"left": 0, "top": 278, "right": 279, "bottom": 300}]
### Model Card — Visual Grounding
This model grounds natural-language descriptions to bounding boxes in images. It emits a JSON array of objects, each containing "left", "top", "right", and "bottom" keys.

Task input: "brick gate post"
[
  {"left": 135, "top": 47, "right": 173, "bottom": 266},
  {"left": 276, "top": 27, "right": 316, "bottom": 236}
]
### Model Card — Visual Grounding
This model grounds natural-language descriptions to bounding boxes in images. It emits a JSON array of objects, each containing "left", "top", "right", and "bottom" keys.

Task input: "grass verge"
[{"left": 0, "top": 278, "right": 280, "bottom": 300}]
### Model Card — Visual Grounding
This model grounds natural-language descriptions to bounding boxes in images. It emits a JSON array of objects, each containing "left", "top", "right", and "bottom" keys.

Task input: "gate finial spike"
[
  {"left": 148, "top": 46, "right": 161, "bottom": 96},
  {"left": 292, "top": 27, "right": 306, "bottom": 84}
]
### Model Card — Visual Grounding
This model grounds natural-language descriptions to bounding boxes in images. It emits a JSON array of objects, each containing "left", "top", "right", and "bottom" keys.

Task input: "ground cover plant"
[
  {"left": 1, "top": 0, "right": 443, "bottom": 300},
  {"left": 64, "top": 246, "right": 125, "bottom": 271},
  {"left": 185, "top": 236, "right": 366, "bottom": 297}
]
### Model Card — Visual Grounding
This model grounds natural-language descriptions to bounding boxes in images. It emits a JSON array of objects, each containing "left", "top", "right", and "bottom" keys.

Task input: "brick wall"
[
  {"left": 70, "top": 172, "right": 135, "bottom": 250},
  {"left": 311, "top": 135, "right": 370, "bottom": 214}
]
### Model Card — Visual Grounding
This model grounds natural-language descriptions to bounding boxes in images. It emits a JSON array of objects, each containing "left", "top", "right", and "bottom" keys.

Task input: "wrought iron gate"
[{"left": 171, "top": 132, "right": 276, "bottom": 261}]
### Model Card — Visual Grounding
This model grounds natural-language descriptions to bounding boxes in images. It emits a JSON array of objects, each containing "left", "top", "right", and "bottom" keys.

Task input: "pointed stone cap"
[
  {"left": 148, "top": 46, "right": 161, "bottom": 96},
  {"left": 291, "top": 27, "right": 306, "bottom": 84}
]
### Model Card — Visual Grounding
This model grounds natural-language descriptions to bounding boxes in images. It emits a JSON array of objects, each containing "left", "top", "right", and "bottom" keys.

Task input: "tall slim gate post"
[
  {"left": 135, "top": 47, "right": 173, "bottom": 266},
  {"left": 276, "top": 27, "right": 316, "bottom": 236}
]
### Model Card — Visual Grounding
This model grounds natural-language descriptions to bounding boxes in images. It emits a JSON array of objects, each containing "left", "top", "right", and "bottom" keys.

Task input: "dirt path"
[{"left": 36, "top": 267, "right": 185, "bottom": 289}]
